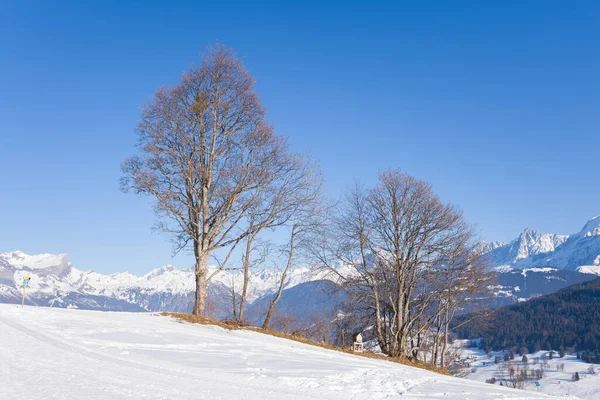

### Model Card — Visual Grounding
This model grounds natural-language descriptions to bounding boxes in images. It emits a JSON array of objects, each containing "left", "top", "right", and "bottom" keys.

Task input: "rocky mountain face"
[
  {"left": 480, "top": 216, "right": 600, "bottom": 274},
  {"left": 480, "top": 230, "right": 568, "bottom": 267}
]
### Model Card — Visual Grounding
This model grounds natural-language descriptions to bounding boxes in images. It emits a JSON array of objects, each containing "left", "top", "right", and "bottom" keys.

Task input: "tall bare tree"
[{"left": 121, "top": 44, "right": 317, "bottom": 316}]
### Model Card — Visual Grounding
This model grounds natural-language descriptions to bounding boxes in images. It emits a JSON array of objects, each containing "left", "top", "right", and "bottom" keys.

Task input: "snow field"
[{"left": 0, "top": 305, "right": 569, "bottom": 400}]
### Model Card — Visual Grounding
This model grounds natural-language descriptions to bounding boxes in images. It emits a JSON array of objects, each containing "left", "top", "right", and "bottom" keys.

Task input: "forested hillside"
[{"left": 454, "top": 278, "right": 600, "bottom": 359}]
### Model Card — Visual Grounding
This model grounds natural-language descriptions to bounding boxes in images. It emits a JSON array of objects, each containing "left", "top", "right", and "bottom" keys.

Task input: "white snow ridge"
[{"left": 0, "top": 305, "right": 567, "bottom": 400}]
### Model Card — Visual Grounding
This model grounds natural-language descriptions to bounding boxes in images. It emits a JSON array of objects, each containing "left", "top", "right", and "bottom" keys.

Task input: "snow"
[
  {"left": 454, "top": 340, "right": 596, "bottom": 400},
  {"left": 580, "top": 216, "right": 600, "bottom": 238},
  {"left": 0, "top": 305, "right": 563, "bottom": 400},
  {"left": 576, "top": 265, "right": 600, "bottom": 276},
  {"left": 520, "top": 267, "right": 559, "bottom": 276},
  {"left": 517, "top": 298, "right": 528, "bottom": 302},
  {"left": 480, "top": 215, "right": 600, "bottom": 272},
  {"left": 475, "top": 241, "right": 506, "bottom": 254},
  {"left": 504, "top": 229, "right": 569, "bottom": 263},
  {"left": 0, "top": 251, "right": 69, "bottom": 270}
]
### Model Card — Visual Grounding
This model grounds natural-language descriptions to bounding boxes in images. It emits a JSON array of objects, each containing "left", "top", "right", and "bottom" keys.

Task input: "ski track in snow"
[{"left": 0, "top": 305, "right": 572, "bottom": 400}]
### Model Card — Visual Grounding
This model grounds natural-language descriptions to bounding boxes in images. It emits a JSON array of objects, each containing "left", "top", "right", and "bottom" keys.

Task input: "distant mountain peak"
[
  {"left": 506, "top": 229, "right": 568, "bottom": 262},
  {"left": 520, "top": 227, "right": 539, "bottom": 236},
  {"left": 144, "top": 264, "right": 181, "bottom": 278},
  {"left": 579, "top": 216, "right": 600, "bottom": 238},
  {"left": 480, "top": 215, "right": 599, "bottom": 272},
  {"left": 474, "top": 241, "right": 505, "bottom": 255},
  {"left": 0, "top": 251, "right": 70, "bottom": 270}
]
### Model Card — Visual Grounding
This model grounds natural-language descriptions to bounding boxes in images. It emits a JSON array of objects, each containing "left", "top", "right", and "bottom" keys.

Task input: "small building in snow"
[{"left": 352, "top": 332, "right": 363, "bottom": 353}]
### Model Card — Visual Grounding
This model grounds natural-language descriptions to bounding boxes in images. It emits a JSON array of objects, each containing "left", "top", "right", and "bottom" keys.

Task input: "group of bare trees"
[
  {"left": 121, "top": 43, "right": 492, "bottom": 364},
  {"left": 314, "top": 172, "right": 492, "bottom": 365}
]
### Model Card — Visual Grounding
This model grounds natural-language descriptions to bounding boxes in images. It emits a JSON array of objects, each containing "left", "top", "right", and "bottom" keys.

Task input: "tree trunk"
[
  {"left": 432, "top": 313, "right": 441, "bottom": 366},
  {"left": 238, "top": 231, "right": 255, "bottom": 321},
  {"left": 192, "top": 248, "right": 210, "bottom": 316},
  {"left": 231, "top": 280, "right": 238, "bottom": 320},
  {"left": 412, "top": 332, "right": 421, "bottom": 361},
  {"left": 396, "top": 293, "right": 404, "bottom": 356},
  {"left": 373, "top": 288, "right": 388, "bottom": 355},
  {"left": 441, "top": 310, "right": 449, "bottom": 368},
  {"left": 367, "top": 258, "right": 389, "bottom": 355}
]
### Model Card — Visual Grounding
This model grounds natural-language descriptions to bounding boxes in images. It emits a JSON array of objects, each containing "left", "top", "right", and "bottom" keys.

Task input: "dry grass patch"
[
  {"left": 160, "top": 312, "right": 449, "bottom": 375},
  {"left": 159, "top": 312, "right": 243, "bottom": 330}
]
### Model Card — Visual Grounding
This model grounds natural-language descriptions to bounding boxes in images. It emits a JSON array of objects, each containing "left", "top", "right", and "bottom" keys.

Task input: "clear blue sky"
[{"left": 1, "top": 1, "right": 598, "bottom": 274}]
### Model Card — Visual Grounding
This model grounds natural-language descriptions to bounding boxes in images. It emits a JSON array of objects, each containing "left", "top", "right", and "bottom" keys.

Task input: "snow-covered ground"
[
  {"left": 0, "top": 306, "right": 568, "bottom": 400},
  {"left": 454, "top": 340, "right": 599, "bottom": 400}
]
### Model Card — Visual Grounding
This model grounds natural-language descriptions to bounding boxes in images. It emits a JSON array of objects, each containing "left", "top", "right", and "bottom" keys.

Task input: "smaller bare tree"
[
  {"left": 237, "top": 233, "right": 269, "bottom": 321},
  {"left": 262, "top": 197, "right": 325, "bottom": 329}
]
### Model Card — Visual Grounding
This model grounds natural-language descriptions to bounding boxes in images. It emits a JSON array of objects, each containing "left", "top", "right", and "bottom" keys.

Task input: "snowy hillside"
[
  {"left": 0, "top": 305, "right": 570, "bottom": 400},
  {"left": 481, "top": 216, "right": 600, "bottom": 272}
]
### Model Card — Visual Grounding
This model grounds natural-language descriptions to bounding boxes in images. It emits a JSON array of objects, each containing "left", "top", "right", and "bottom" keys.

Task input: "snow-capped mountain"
[
  {"left": 480, "top": 216, "right": 600, "bottom": 274},
  {"left": 0, "top": 250, "right": 337, "bottom": 317},
  {"left": 480, "top": 230, "right": 568, "bottom": 268}
]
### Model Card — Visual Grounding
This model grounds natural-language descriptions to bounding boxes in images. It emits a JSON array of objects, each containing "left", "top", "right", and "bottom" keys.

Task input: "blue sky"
[{"left": 1, "top": 1, "right": 599, "bottom": 274}]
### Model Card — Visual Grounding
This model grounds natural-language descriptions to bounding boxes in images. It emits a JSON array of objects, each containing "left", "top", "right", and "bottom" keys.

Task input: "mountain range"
[
  {"left": 479, "top": 215, "right": 600, "bottom": 274},
  {"left": 2, "top": 215, "right": 599, "bottom": 318},
  {"left": 0, "top": 250, "right": 342, "bottom": 321}
]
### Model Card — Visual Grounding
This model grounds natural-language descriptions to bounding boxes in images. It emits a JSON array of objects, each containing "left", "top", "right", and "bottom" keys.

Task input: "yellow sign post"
[{"left": 21, "top": 276, "right": 31, "bottom": 308}]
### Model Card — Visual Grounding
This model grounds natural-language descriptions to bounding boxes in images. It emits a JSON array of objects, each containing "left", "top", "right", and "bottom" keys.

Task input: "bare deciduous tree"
[
  {"left": 261, "top": 196, "right": 325, "bottom": 329},
  {"left": 121, "top": 44, "right": 318, "bottom": 316},
  {"left": 430, "top": 248, "right": 493, "bottom": 367},
  {"left": 316, "top": 169, "right": 488, "bottom": 360},
  {"left": 237, "top": 154, "right": 322, "bottom": 321},
  {"left": 236, "top": 229, "right": 268, "bottom": 321}
]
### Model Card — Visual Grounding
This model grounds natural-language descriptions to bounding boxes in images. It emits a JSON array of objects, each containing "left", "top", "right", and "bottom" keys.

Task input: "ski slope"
[{"left": 0, "top": 306, "right": 572, "bottom": 400}]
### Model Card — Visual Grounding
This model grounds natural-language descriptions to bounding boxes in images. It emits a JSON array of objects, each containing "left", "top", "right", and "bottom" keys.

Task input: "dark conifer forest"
[{"left": 454, "top": 278, "right": 600, "bottom": 362}]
